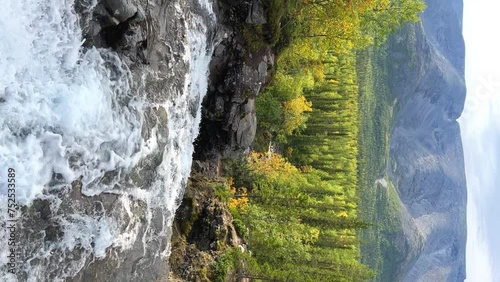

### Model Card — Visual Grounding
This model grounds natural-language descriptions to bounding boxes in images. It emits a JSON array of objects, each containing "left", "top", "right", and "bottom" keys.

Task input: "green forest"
[
  {"left": 357, "top": 45, "right": 403, "bottom": 281},
  {"left": 214, "top": 0, "right": 426, "bottom": 280}
]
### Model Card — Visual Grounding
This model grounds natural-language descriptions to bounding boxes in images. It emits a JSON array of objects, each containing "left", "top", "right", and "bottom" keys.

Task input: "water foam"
[
  {"left": 0, "top": 0, "right": 216, "bottom": 280},
  {"left": 0, "top": 0, "right": 143, "bottom": 205}
]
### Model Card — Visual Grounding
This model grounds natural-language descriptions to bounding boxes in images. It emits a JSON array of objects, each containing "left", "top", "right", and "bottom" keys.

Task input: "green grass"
[
  {"left": 212, "top": 248, "right": 242, "bottom": 282},
  {"left": 356, "top": 45, "right": 406, "bottom": 282}
]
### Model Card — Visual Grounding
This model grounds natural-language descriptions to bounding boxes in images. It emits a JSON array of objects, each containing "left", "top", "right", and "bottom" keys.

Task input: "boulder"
[{"left": 104, "top": 0, "right": 138, "bottom": 22}]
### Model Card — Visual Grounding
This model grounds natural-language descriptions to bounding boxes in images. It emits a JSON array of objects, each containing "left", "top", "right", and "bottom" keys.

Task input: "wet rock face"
[
  {"left": 235, "top": 98, "right": 257, "bottom": 149},
  {"left": 245, "top": 0, "right": 266, "bottom": 25},
  {"left": 17, "top": 179, "right": 154, "bottom": 282},
  {"left": 72, "top": 1, "right": 188, "bottom": 280},
  {"left": 104, "top": 0, "right": 138, "bottom": 22},
  {"left": 194, "top": 6, "right": 274, "bottom": 160}
]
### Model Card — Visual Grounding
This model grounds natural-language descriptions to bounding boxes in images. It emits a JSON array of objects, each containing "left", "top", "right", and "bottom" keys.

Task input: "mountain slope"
[{"left": 385, "top": 0, "right": 467, "bottom": 281}]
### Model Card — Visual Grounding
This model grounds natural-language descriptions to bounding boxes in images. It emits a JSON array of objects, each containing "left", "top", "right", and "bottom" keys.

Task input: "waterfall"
[{"left": 0, "top": 0, "right": 216, "bottom": 280}]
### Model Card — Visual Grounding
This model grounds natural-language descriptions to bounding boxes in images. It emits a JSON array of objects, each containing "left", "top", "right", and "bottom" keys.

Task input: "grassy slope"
[{"left": 356, "top": 45, "right": 406, "bottom": 282}]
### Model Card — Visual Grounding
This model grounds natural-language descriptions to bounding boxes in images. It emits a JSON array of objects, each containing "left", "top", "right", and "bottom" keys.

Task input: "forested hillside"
[
  {"left": 208, "top": 0, "right": 427, "bottom": 280},
  {"left": 357, "top": 45, "right": 404, "bottom": 282}
]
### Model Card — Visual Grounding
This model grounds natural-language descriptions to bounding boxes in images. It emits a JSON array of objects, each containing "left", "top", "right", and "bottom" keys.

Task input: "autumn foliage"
[{"left": 222, "top": 0, "right": 425, "bottom": 280}]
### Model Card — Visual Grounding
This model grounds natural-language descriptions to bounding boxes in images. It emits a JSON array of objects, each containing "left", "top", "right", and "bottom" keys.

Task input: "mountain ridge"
[{"left": 385, "top": 0, "right": 467, "bottom": 280}]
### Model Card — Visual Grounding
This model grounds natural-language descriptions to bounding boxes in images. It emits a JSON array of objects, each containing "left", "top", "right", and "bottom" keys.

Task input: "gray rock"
[
  {"left": 240, "top": 63, "right": 262, "bottom": 96},
  {"left": 94, "top": 4, "right": 120, "bottom": 26},
  {"left": 258, "top": 60, "right": 267, "bottom": 79},
  {"left": 236, "top": 99, "right": 257, "bottom": 149},
  {"left": 104, "top": 0, "right": 137, "bottom": 22},
  {"left": 195, "top": 29, "right": 275, "bottom": 160},
  {"left": 215, "top": 96, "right": 225, "bottom": 115},
  {"left": 245, "top": 0, "right": 266, "bottom": 25},
  {"left": 214, "top": 43, "right": 226, "bottom": 57}
]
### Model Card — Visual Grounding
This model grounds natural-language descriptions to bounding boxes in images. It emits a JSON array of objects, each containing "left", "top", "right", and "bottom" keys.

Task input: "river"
[{"left": 0, "top": 0, "right": 216, "bottom": 280}]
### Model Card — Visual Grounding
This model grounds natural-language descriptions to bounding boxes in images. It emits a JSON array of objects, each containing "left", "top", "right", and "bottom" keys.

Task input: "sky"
[{"left": 460, "top": 0, "right": 500, "bottom": 281}]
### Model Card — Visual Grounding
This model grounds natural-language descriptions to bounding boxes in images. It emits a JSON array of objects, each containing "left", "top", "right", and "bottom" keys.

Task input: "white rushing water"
[
  {"left": 0, "top": 0, "right": 215, "bottom": 280},
  {"left": 0, "top": 0, "right": 143, "bottom": 205}
]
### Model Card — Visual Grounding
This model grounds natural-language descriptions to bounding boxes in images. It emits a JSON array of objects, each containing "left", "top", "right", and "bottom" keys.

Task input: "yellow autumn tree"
[
  {"left": 226, "top": 177, "right": 249, "bottom": 209},
  {"left": 247, "top": 151, "right": 299, "bottom": 182},
  {"left": 283, "top": 95, "right": 313, "bottom": 135}
]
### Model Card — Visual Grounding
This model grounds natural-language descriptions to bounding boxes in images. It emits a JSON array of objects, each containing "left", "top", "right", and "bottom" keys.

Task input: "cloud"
[
  {"left": 461, "top": 1, "right": 500, "bottom": 281},
  {"left": 464, "top": 176, "right": 493, "bottom": 282},
  {"left": 460, "top": 70, "right": 499, "bottom": 282}
]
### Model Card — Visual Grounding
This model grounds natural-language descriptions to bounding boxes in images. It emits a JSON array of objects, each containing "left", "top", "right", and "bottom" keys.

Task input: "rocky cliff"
[
  {"left": 386, "top": 0, "right": 467, "bottom": 280},
  {"left": 193, "top": 0, "right": 274, "bottom": 161},
  {"left": 169, "top": 0, "right": 275, "bottom": 280}
]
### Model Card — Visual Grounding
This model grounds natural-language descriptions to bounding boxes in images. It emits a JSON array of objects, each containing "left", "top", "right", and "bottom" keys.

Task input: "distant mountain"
[{"left": 385, "top": 0, "right": 467, "bottom": 281}]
